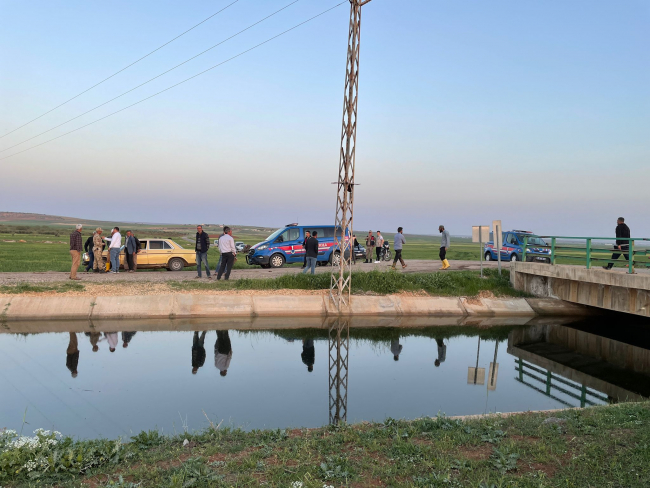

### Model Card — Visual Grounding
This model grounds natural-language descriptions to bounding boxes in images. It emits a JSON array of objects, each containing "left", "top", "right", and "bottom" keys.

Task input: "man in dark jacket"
[
  {"left": 84, "top": 234, "right": 94, "bottom": 272},
  {"left": 302, "top": 231, "right": 319, "bottom": 275},
  {"left": 195, "top": 225, "right": 211, "bottom": 278},
  {"left": 192, "top": 331, "right": 207, "bottom": 374},
  {"left": 301, "top": 231, "right": 311, "bottom": 269},
  {"left": 604, "top": 217, "right": 631, "bottom": 270},
  {"left": 124, "top": 231, "right": 137, "bottom": 272}
]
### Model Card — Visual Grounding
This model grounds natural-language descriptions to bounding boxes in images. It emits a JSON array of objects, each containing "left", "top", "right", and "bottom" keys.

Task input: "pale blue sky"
[{"left": 1, "top": 0, "right": 648, "bottom": 237}]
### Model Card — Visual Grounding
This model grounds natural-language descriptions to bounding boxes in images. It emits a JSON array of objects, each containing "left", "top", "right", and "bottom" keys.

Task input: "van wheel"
[
  {"left": 510, "top": 253, "right": 519, "bottom": 262},
  {"left": 330, "top": 252, "right": 341, "bottom": 267},
  {"left": 269, "top": 253, "right": 285, "bottom": 268},
  {"left": 168, "top": 258, "right": 184, "bottom": 271},
  {"left": 485, "top": 252, "right": 492, "bottom": 261}
]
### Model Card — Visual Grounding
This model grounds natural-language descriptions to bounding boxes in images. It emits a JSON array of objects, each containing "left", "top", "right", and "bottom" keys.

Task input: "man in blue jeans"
[
  {"left": 303, "top": 231, "right": 319, "bottom": 275},
  {"left": 195, "top": 225, "right": 211, "bottom": 278},
  {"left": 104, "top": 227, "right": 122, "bottom": 273}
]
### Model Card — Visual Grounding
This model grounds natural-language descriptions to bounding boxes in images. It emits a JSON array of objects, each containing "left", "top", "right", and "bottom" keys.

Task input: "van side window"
[
  {"left": 324, "top": 227, "right": 338, "bottom": 238},
  {"left": 306, "top": 228, "right": 325, "bottom": 239},
  {"left": 287, "top": 228, "right": 300, "bottom": 241},
  {"left": 507, "top": 234, "right": 518, "bottom": 245}
]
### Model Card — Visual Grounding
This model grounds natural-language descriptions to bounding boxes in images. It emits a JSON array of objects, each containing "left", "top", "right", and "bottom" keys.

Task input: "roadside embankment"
[
  {"left": 1, "top": 292, "right": 590, "bottom": 322},
  {"left": 1, "top": 402, "right": 649, "bottom": 487}
]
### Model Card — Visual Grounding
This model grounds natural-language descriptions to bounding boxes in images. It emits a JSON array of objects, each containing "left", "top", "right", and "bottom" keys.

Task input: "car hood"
[{"left": 251, "top": 241, "right": 270, "bottom": 250}]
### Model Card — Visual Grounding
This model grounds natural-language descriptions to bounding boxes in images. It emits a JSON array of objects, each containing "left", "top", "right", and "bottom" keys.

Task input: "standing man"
[
  {"left": 92, "top": 228, "right": 105, "bottom": 273},
  {"left": 195, "top": 225, "right": 211, "bottom": 279},
  {"left": 392, "top": 227, "right": 406, "bottom": 270},
  {"left": 124, "top": 231, "right": 137, "bottom": 273},
  {"left": 104, "top": 227, "right": 122, "bottom": 273},
  {"left": 69, "top": 224, "right": 83, "bottom": 280},
  {"left": 303, "top": 231, "right": 319, "bottom": 275},
  {"left": 217, "top": 226, "right": 236, "bottom": 280},
  {"left": 375, "top": 231, "right": 384, "bottom": 263},
  {"left": 365, "top": 231, "right": 375, "bottom": 264},
  {"left": 84, "top": 233, "right": 94, "bottom": 272},
  {"left": 301, "top": 231, "right": 311, "bottom": 269},
  {"left": 604, "top": 217, "right": 631, "bottom": 270},
  {"left": 439, "top": 225, "right": 451, "bottom": 270},
  {"left": 132, "top": 232, "right": 141, "bottom": 271}
]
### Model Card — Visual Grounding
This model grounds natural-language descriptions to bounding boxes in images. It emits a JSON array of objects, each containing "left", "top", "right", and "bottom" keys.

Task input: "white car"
[{"left": 235, "top": 241, "right": 246, "bottom": 252}]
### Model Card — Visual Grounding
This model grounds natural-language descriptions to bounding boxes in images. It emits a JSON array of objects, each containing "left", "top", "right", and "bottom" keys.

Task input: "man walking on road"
[
  {"left": 303, "top": 231, "right": 319, "bottom": 275},
  {"left": 392, "top": 227, "right": 406, "bottom": 270},
  {"left": 365, "top": 231, "right": 375, "bottom": 264},
  {"left": 195, "top": 225, "right": 211, "bottom": 278},
  {"left": 439, "top": 225, "right": 451, "bottom": 270},
  {"left": 92, "top": 228, "right": 105, "bottom": 273},
  {"left": 217, "top": 226, "right": 236, "bottom": 280},
  {"left": 301, "top": 231, "right": 311, "bottom": 269},
  {"left": 104, "top": 227, "right": 122, "bottom": 273},
  {"left": 604, "top": 217, "right": 631, "bottom": 270},
  {"left": 375, "top": 231, "right": 384, "bottom": 263},
  {"left": 69, "top": 224, "right": 83, "bottom": 280},
  {"left": 124, "top": 230, "right": 137, "bottom": 273}
]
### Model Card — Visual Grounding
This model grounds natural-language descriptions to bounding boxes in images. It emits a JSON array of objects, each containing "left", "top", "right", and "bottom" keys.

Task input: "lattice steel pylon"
[
  {"left": 330, "top": 0, "right": 373, "bottom": 309},
  {"left": 328, "top": 318, "right": 350, "bottom": 425}
]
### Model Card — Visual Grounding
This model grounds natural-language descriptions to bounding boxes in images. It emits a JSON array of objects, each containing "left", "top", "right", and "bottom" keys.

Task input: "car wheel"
[
  {"left": 168, "top": 258, "right": 184, "bottom": 271},
  {"left": 485, "top": 252, "right": 492, "bottom": 261},
  {"left": 269, "top": 253, "right": 285, "bottom": 268},
  {"left": 510, "top": 253, "right": 519, "bottom": 262}
]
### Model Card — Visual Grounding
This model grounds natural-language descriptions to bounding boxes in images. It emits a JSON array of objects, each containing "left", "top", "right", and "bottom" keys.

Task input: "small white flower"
[{"left": 291, "top": 482, "right": 304, "bottom": 488}]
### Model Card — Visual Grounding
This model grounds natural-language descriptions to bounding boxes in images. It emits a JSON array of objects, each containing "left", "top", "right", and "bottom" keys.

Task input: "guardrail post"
[
  {"left": 522, "top": 236, "right": 527, "bottom": 262},
  {"left": 586, "top": 238, "right": 591, "bottom": 269},
  {"left": 629, "top": 239, "right": 634, "bottom": 274},
  {"left": 551, "top": 238, "right": 556, "bottom": 265}
]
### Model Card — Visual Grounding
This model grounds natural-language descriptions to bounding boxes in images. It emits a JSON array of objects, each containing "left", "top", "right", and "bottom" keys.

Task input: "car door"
[
  {"left": 500, "top": 233, "right": 512, "bottom": 259},
  {"left": 148, "top": 239, "right": 173, "bottom": 266},
  {"left": 277, "top": 227, "right": 302, "bottom": 263},
  {"left": 136, "top": 240, "right": 149, "bottom": 266}
]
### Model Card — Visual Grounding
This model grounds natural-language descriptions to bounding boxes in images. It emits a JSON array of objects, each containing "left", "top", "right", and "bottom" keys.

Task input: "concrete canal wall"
[{"left": 1, "top": 293, "right": 590, "bottom": 322}]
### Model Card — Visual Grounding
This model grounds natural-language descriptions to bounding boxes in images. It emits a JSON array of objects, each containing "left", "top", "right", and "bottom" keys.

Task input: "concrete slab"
[
  {"left": 174, "top": 295, "right": 254, "bottom": 318},
  {"left": 91, "top": 295, "right": 175, "bottom": 319},
  {"left": 461, "top": 297, "right": 535, "bottom": 316},
  {"left": 347, "top": 295, "right": 401, "bottom": 315},
  {"left": 395, "top": 297, "right": 466, "bottom": 316},
  {"left": 4, "top": 296, "right": 93, "bottom": 320},
  {"left": 526, "top": 298, "right": 592, "bottom": 316},
  {"left": 252, "top": 295, "right": 326, "bottom": 316}
]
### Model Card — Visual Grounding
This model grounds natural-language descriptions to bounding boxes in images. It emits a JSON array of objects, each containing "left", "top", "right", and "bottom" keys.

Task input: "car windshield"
[
  {"left": 266, "top": 228, "right": 285, "bottom": 242},
  {"left": 517, "top": 235, "right": 546, "bottom": 246}
]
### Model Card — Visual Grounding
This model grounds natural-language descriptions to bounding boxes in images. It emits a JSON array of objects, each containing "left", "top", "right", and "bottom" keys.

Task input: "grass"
[
  {"left": 0, "top": 282, "right": 84, "bottom": 294},
  {"left": 1, "top": 402, "right": 649, "bottom": 487},
  {"left": 168, "top": 269, "right": 527, "bottom": 297}
]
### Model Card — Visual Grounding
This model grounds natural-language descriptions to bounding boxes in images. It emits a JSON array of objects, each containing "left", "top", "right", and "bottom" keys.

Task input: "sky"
[{"left": 1, "top": 0, "right": 648, "bottom": 237}]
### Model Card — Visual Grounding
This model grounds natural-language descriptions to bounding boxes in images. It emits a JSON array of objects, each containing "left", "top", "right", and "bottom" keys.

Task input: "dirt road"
[{"left": 0, "top": 260, "right": 501, "bottom": 285}]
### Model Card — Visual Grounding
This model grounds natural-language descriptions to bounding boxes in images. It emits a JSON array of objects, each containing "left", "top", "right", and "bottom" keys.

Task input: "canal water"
[{"left": 1, "top": 318, "right": 648, "bottom": 439}]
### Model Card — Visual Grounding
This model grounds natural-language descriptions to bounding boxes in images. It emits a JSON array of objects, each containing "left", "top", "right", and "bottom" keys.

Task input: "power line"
[
  {"left": 0, "top": 0, "right": 302, "bottom": 154},
  {"left": 0, "top": 1, "right": 347, "bottom": 162},
  {"left": 0, "top": 0, "right": 241, "bottom": 140}
]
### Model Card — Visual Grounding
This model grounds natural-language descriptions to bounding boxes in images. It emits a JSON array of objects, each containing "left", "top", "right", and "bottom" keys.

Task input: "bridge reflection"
[{"left": 507, "top": 322, "right": 650, "bottom": 405}]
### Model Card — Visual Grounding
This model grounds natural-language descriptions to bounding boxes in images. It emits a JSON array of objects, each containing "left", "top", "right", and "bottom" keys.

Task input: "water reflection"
[{"left": 1, "top": 317, "right": 649, "bottom": 439}]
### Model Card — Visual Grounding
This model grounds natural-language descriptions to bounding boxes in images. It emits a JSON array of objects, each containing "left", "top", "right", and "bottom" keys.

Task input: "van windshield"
[
  {"left": 266, "top": 228, "right": 286, "bottom": 242},
  {"left": 517, "top": 235, "right": 547, "bottom": 246}
]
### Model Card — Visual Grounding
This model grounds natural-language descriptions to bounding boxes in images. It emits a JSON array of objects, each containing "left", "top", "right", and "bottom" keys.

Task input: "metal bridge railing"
[{"left": 521, "top": 235, "right": 650, "bottom": 274}]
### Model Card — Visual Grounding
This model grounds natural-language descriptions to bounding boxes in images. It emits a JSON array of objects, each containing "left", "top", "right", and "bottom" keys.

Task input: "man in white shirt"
[
  {"left": 104, "top": 227, "right": 122, "bottom": 273},
  {"left": 216, "top": 226, "right": 237, "bottom": 280}
]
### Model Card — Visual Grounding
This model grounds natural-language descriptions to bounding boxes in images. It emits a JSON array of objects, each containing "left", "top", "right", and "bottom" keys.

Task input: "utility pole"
[{"left": 330, "top": 0, "right": 373, "bottom": 309}]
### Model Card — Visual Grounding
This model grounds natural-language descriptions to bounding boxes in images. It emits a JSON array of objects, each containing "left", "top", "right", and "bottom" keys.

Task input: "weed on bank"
[{"left": 1, "top": 403, "right": 649, "bottom": 487}]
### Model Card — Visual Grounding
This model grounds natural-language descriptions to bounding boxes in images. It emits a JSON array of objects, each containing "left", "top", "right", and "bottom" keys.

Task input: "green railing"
[{"left": 521, "top": 235, "right": 650, "bottom": 274}]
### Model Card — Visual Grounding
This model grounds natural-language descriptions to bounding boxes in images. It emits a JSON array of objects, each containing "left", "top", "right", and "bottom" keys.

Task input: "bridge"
[{"left": 511, "top": 235, "right": 650, "bottom": 317}]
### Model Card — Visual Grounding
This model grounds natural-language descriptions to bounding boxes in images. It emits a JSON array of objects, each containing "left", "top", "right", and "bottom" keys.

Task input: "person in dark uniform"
[
  {"left": 301, "top": 339, "right": 315, "bottom": 372},
  {"left": 301, "top": 231, "right": 311, "bottom": 269},
  {"left": 192, "top": 331, "right": 207, "bottom": 374},
  {"left": 122, "top": 331, "right": 137, "bottom": 348},
  {"left": 604, "top": 217, "right": 631, "bottom": 269}
]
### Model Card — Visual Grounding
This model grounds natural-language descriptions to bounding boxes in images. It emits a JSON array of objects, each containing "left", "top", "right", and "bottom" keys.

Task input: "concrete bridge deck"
[{"left": 511, "top": 262, "right": 650, "bottom": 317}]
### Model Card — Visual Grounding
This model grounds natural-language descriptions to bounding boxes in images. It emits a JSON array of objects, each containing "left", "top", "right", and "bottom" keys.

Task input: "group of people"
[
  {"left": 194, "top": 225, "right": 237, "bottom": 280},
  {"left": 69, "top": 224, "right": 140, "bottom": 279},
  {"left": 389, "top": 225, "right": 451, "bottom": 271}
]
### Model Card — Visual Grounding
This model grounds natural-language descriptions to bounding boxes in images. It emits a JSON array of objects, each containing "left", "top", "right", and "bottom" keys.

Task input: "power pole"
[{"left": 330, "top": 0, "right": 373, "bottom": 309}]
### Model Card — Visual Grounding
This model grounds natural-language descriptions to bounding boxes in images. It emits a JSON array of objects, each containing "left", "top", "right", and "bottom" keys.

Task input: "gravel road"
[{"left": 0, "top": 260, "right": 501, "bottom": 284}]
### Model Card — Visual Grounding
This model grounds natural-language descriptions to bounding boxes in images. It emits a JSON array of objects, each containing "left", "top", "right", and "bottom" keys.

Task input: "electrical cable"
[
  {"left": 0, "top": 1, "right": 346, "bottom": 162},
  {"left": 0, "top": 0, "right": 302, "bottom": 154},
  {"left": 0, "top": 0, "right": 241, "bottom": 140}
]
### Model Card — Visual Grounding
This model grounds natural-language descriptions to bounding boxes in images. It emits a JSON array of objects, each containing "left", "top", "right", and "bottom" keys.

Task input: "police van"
[{"left": 246, "top": 224, "right": 346, "bottom": 268}]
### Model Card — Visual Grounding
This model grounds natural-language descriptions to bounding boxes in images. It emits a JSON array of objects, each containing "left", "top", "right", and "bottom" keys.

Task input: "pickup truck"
[{"left": 484, "top": 230, "right": 551, "bottom": 263}]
